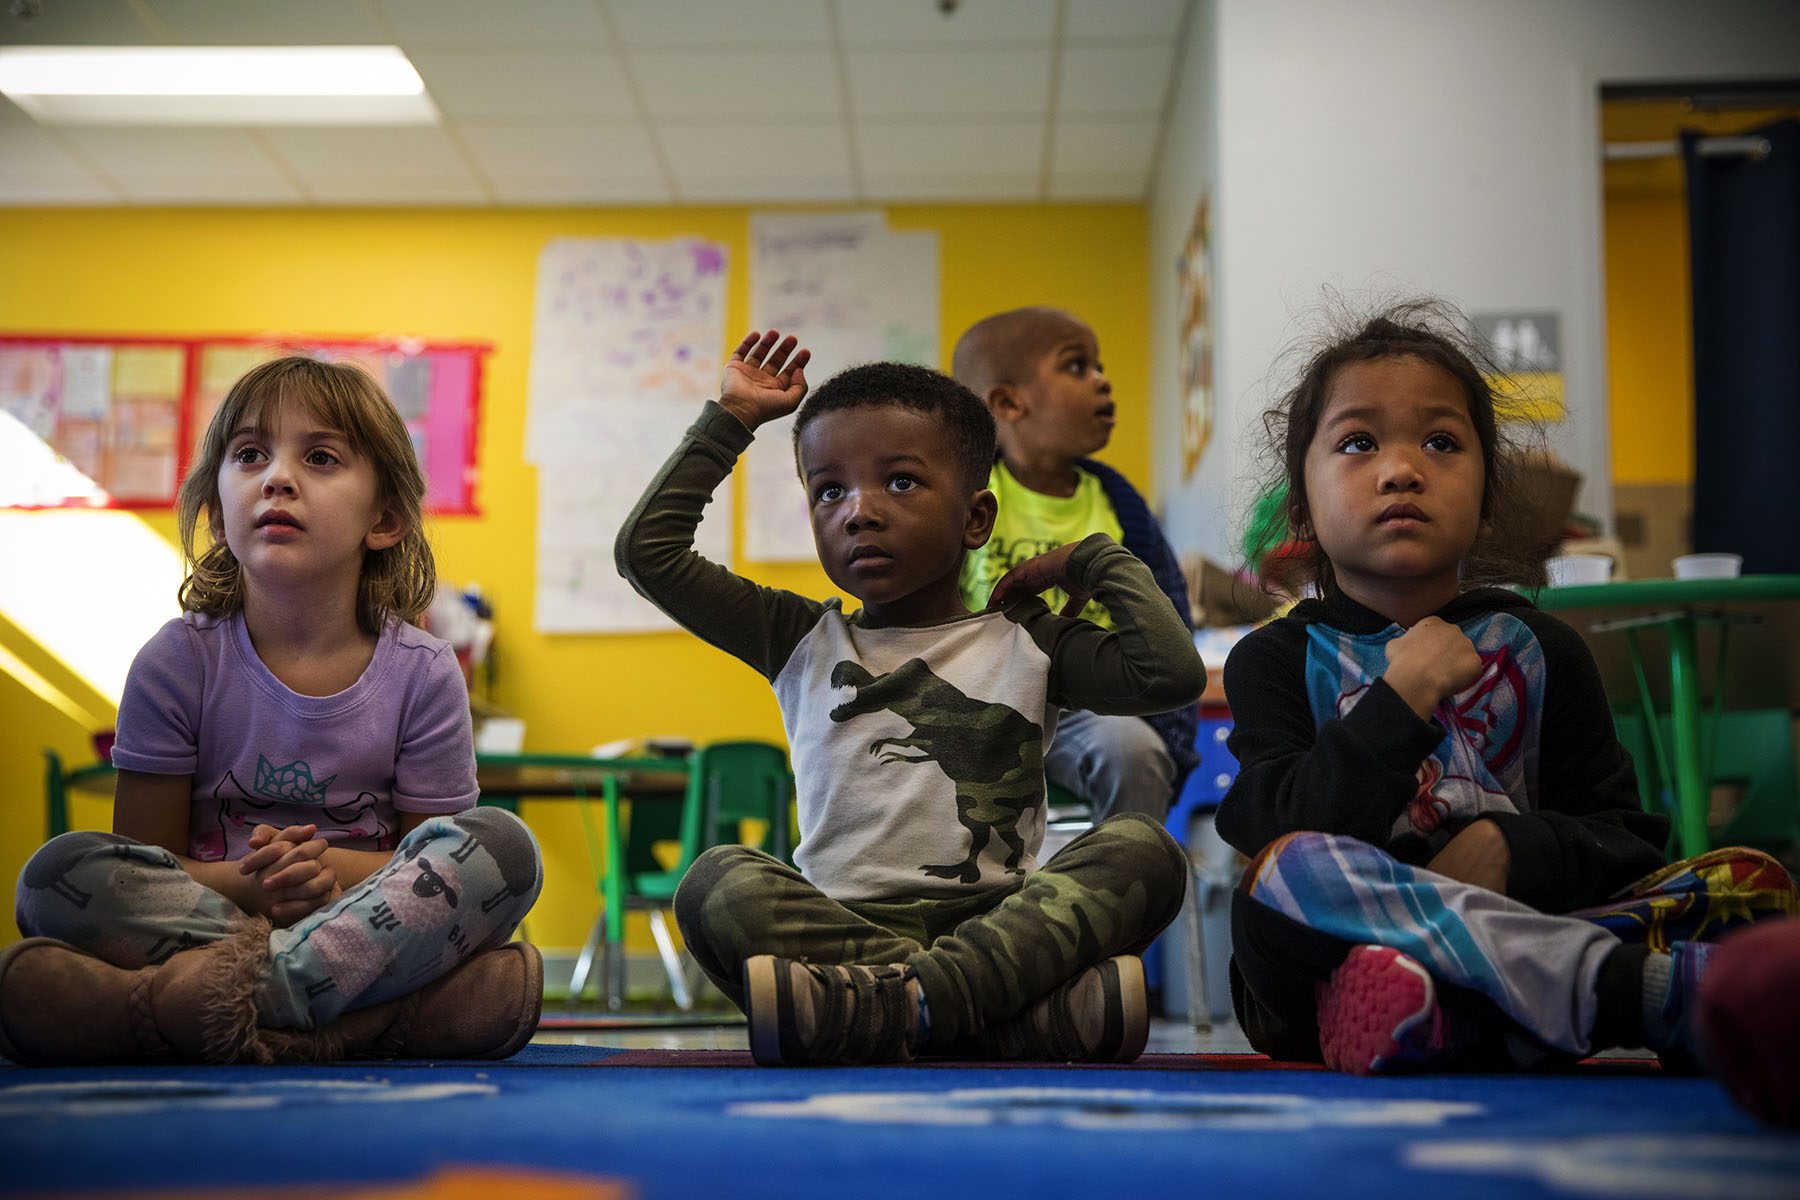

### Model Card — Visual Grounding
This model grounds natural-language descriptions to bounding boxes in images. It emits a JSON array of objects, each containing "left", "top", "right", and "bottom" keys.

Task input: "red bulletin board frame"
[{"left": 0, "top": 332, "right": 491, "bottom": 516}]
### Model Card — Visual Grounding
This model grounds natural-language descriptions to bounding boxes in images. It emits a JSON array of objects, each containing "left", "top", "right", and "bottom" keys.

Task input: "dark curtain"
[{"left": 1684, "top": 118, "right": 1800, "bottom": 574}]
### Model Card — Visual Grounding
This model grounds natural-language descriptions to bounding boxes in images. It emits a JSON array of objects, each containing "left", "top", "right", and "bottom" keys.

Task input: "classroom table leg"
[
  {"left": 603, "top": 774, "right": 627, "bottom": 1010},
  {"left": 1667, "top": 617, "right": 1712, "bottom": 858}
]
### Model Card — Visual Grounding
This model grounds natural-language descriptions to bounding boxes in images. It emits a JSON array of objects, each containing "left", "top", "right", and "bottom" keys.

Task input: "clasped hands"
[{"left": 238, "top": 823, "right": 343, "bottom": 927}]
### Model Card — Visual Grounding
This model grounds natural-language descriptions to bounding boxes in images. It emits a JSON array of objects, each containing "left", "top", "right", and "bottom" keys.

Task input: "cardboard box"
[
  {"left": 1612, "top": 481, "right": 1693, "bottom": 580},
  {"left": 1495, "top": 451, "right": 1582, "bottom": 563},
  {"left": 1182, "top": 554, "right": 1281, "bottom": 628}
]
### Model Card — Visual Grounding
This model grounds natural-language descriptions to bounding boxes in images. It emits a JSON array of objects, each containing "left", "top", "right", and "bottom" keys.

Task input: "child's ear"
[
  {"left": 365, "top": 507, "right": 406, "bottom": 552},
  {"left": 964, "top": 488, "right": 998, "bottom": 550},
  {"left": 987, "top": 383, "right": 1027, "bottom": 423}
]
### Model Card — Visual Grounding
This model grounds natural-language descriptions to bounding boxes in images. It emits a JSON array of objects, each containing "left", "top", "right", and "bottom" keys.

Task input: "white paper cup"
[
  {"left": 1546, "top": 553, "right": 1613, "bottom": 587},
  {"left": 1673, "top": 553, "right": 1742, "bottom": 580}
]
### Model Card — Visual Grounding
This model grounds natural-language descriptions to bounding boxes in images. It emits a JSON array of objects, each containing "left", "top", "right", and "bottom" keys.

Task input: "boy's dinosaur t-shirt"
[
  {"left": 617, "top": 402, "right": 1204, "bottom": 902},
  {"left": 960, "top": 461, "right": 1124, "bottom": 629},
  {"left": 112, "top": 611, "right": 477, "bottom": 862}
]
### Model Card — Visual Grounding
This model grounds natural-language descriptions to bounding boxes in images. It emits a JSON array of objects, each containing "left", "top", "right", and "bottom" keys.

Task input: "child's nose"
[
  {"left": 844, "top": 490, "right": 885, "bottom": 530},
  {"left": 261, "top": 459, "right": 299, "bottom": 496},
  {"left": 1378, "top": 451, "right": 1424, "bottom": 491}
]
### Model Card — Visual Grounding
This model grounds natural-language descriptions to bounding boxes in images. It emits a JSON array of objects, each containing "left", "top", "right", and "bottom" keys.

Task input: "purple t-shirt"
[{"left": 112, "top": 611, "right": 478, "bottom": 862}]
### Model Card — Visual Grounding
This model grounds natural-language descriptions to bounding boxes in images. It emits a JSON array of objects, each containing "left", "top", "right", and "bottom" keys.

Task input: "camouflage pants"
[
  {"left": 674, "top": 811, "right": 1187, "bottom": 1049},
  {"left": 14, "top": 807, "right": 542, "bottom": 1031}
]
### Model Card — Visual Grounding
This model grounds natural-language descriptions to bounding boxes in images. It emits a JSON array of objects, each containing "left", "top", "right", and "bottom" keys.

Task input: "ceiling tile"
[
  {"left": 117, "top": 175, "right": 306, "bottom": 203},
  {"left": 847, "top": 47, "right": 1049, "bottom": 118},
  {"left": 678, "top": 175, "right": 856, "bottom": 203},
  {"left": 260, "top": 127, "right": 472, "bottom": 179},
  {"left": 835, "top": 0, "right": 1052, "bottom": 45},
  {"left": 147, "top": 0, "right": 386, "bottom": 44},
  {"left": 0, "top": 126, "right": 109, "bottom": 177},
  {"left": 57, "top": 127, "right": 284, "bottom": 179},
  {"left": 1052, "top": 119, "right": 1158, "bottom": 175},
  {"left": 861, "top": 172, "right": 1039, "bottom": 201},
  {"left": 1064, "top": 0, "right": 1187, "bottom": 41},
  {"left": 1057, "top": 45, "right": 1174, "bottom": 116},
  {"left": 0, "top": 0, "right": 153, "bottom": 44},
  {"left": 376, "top": 0, "right": 607, "bottom": 48},
  {"left": 457, "top": 121, "right": 663, "bottom": 180},
  {"left": 857, "top": 119, "right": 1041, "bottom": 174},
  {"left": 0, "top": 177, "right": 120, "bottom": 203},
  {"left": 607, "top": 0, "right": 830, "bottom": 47},
  {"left": 305, "top": 176, "right": 489, "bottom": 205},
  {"left": 632, "top": 50, "right": 841, "bottom": 118},
  {"left": 1048, "top": 172, "right": 1147, "bottom": 201},
  {"left": 659, "top": 120, "right": 850, "bottom": 180},
  {"left": 489, "top": 175, "right": 672, "bottom": 205},
  {"left": 410, "top": 49, "right": 638, "bottom": 119}
]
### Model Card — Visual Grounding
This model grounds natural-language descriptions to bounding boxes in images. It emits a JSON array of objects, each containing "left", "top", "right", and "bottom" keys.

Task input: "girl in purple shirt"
[{"left": 3, "top": 356, "right": 543, "bottom": 1065}]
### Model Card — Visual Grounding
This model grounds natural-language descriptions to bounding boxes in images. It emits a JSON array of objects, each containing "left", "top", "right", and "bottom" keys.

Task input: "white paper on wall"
[
  {"left": 527, "top": 237, "right": 730, "bottom": 633},
  {"left": 745, "top": 213, "right": 939, "bottom": 562}
]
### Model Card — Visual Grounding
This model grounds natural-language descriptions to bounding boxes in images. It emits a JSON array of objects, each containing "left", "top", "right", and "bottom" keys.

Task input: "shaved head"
[{"left": 951, "top": 306, "right": 1093, "bottom": 400}]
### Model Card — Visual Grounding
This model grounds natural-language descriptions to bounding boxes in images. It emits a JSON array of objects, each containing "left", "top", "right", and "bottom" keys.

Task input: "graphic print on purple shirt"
[
  {"left": 196, "top": 754, "right": 397, "bottom": 862},
  {"left": 1302, "top": 610, "right": 1545, "bottom": 840}
]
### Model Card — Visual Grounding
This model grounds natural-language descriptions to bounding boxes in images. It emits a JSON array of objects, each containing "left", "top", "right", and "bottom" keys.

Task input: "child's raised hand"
[
  {"left": 719, "top": 330, "right": 810, "bottom": 431},
  {"left": 987, "top": 543, "right": 1091, "bottom": 616},
  {"left": 1382, "top": 616, "right": 1484, "bottom": 721}
]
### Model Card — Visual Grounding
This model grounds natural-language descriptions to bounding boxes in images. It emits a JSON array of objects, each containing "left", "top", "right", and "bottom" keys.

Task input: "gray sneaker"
[
  {"left": 743, "top": 956, "right": 917, "bottom": 1066},
  {"left": 977, "top": 955, "right": 1149, "bottom": 1063}
]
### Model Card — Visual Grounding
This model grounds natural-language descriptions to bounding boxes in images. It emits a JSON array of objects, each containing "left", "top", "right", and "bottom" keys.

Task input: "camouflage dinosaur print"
[{"left": 829, "top": 658, "right": 1045, "bottom": 884}]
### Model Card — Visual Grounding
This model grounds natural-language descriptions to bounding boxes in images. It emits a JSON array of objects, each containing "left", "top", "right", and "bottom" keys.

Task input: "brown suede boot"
[
  {"left": 0, "top": 918, "right": 274, "bottom": 1065},
  {"left": 249, "top": 941, "right": 545, "bottom": 1063},
  {"left": 0, "top": 927, "right": 543, "bottom": 1066}
]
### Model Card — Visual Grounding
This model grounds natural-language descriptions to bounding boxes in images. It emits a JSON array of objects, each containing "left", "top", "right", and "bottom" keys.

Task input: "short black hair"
[
  {"left": 792, "top": 362, "right": 996, "bottom": 493},
  {"left": 951, "top": 306, "right": 1092, "bottom": 399}
]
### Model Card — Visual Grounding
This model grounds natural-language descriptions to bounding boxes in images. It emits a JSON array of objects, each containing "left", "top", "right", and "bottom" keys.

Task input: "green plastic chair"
[
  {"left": 1613, "top": 707, "right": 1800, "bottom": 857},
  {"left": 570, "top": 740, "right": 796, "bottom": 1009},
  {"left": 44, "top": 750, "right": 117, "bottom": 839}
]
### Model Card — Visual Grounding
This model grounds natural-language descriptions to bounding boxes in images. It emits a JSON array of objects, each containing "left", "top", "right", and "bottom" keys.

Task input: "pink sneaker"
[{"left": 1316, "top": 945, "right": 1459, "bottom": 1075}]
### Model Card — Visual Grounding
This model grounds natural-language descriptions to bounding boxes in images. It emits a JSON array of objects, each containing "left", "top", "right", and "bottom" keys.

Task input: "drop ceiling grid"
[{"left": 0, "top": 0, "right": 1188, "bottom": 205}]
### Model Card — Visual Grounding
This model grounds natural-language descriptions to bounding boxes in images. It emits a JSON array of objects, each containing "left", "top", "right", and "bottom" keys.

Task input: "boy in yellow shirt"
[{"left": 954, "top": 307, "right": 1198, "bottom": 821}]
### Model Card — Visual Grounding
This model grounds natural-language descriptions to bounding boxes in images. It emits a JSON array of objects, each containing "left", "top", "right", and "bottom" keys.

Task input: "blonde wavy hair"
[{"left": 176, "top": 355, "right": 435, "bottom": 634}]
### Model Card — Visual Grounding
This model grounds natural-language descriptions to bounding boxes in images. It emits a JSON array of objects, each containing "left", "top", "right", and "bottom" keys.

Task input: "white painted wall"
[{"left": 1150, "top": 0, "right": 1800, "bottom": 565}]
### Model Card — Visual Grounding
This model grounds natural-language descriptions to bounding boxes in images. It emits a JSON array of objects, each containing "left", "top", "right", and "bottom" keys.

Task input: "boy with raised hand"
[
  {"left": 615, "top": 330, "right": 1203, "bottom": 1065},
  {"left": 953, "top": 307, "right": 1199, "bottom": 823}
]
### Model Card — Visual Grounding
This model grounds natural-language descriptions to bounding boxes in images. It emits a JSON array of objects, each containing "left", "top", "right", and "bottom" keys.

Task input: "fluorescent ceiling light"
[{"left": 0, "top": 46, "right": 438, "bottom": 125}]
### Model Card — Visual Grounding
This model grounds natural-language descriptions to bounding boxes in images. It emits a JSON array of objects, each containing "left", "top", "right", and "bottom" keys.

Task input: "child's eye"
[
  {"left": 1425, "top": 433, "right": 1461, "bottom": 452},
  {"left": 1337, "top": 433, "right": 1375, "bottom": 454},
  {"left": 306, "top": 448, "right": 341, "bottom": 467},
  {"left": 889, "top": 474, "right": 918, "bottom": 493},
  {"left": 1064, "top": 357, "right": 1087, "bottom": 374},
  {"left": 230, "top": 445, "right": 265, "bottom": 465},
  {"left": 815, "top": 483, "right": 844, "bottom": 504}
]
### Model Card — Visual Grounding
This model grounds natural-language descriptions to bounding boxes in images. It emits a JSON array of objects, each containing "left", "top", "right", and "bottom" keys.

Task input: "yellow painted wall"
[
  {"left": 1602, "top": 102, "right": 1796, "bottom": 485},
  {"left": 0, "top": 204, "right": 1150, "bottom": 950}
]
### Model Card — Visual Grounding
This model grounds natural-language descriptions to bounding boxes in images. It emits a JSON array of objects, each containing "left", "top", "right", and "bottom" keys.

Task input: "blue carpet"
[{"left": 4, "top": 1044, "right": 1796, "bottom": 1199}]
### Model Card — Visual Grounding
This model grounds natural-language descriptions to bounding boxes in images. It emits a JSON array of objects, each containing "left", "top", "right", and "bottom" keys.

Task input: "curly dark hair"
[
  {"left": 1249, "top": 296, "right": 1551, "bottom": 598},
  {"left": 792, "top": 361, "right": 997, "bottom": 493}
]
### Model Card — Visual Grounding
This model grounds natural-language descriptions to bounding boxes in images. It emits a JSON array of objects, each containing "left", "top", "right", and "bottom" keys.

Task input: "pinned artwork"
[{"left": 526, "top": 237, "right": 731, "bottom": 634}]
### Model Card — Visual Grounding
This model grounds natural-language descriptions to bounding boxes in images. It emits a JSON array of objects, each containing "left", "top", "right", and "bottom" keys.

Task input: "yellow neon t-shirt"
[{"left": 960, "top": 461, "right": 1124, "bottom": 629}]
